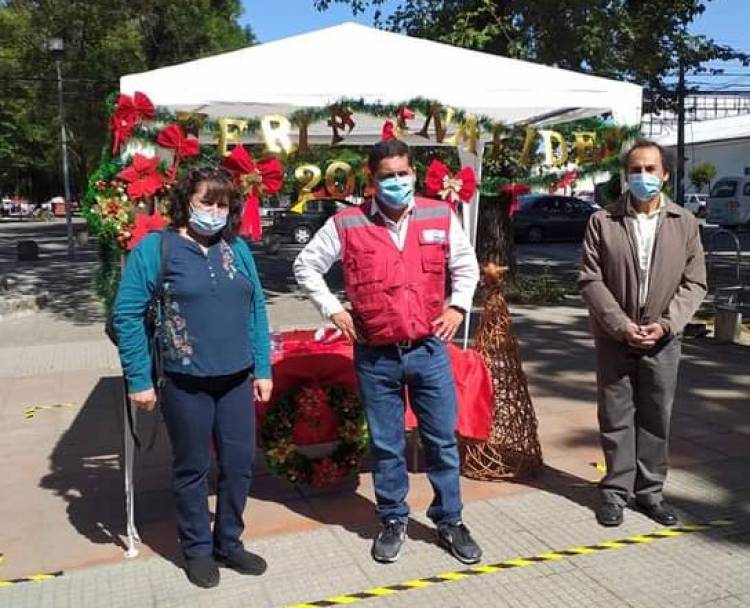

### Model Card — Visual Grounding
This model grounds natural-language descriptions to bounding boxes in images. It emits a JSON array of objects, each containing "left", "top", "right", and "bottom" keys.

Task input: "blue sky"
[{"left": 241, "top": 0, "right": 749, "bottom": 89}]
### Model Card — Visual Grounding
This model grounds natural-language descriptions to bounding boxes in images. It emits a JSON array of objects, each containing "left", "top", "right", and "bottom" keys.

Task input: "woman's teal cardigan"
[{"left": 112, "top": 231, "right": 271, "bottom": 393}]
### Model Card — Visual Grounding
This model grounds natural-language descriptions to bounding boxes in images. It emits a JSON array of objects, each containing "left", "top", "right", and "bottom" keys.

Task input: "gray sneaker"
[{"left": 371, "top": 519, "right": 407, "bottom": 563}]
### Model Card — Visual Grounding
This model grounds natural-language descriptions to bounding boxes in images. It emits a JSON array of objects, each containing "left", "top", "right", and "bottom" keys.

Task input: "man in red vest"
[{"left": 294, "top": 140, "right": 481, "bottom": 564}]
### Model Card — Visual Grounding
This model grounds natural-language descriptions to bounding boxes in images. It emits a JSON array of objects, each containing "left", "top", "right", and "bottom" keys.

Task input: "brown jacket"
[{"left": 578, "top": 194, "right": 707, "bottom": 340}]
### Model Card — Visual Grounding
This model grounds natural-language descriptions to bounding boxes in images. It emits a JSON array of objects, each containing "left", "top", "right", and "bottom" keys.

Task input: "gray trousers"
[{"left": 595, "top": 335, "right": 682, "bottom": 506}]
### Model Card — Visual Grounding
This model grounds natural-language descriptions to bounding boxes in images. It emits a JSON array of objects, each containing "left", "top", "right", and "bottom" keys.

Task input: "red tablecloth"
[{"left": 256, "top": 330, "right": 493, "bottom": 442}]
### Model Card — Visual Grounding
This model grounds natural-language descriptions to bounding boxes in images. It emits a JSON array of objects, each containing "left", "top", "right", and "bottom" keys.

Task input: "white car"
[
  {"left": 684, "top": 193, "right": 708, "bottom": 217},
  {"left": 707, "top": 177, "right": 750, "bottom": 228}
]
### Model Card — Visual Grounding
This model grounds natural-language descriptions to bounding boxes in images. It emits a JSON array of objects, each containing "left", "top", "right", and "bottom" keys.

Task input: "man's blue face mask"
[
  {"left": 376, "top": 175, "right": 414, "bottom": 209},
  {"left": 628, "top": 172, "right": 663, "bottom": 202}
]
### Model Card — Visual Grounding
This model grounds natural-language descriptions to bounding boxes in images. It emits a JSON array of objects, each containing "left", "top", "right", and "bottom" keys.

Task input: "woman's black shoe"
[
  {"left": 216, "top": 549, "right": 268, "bottom": 575},
  {"left": 185, "top": 556, "right": 220, "bottom": 588}
]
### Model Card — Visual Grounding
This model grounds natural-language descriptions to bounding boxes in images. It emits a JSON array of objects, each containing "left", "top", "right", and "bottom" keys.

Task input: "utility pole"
[
  {"left": 48, "top": 38, "right": 75, "bottom": 260},
  {"left": 676, "top": 56, "right": 686, "bottom": 206}
]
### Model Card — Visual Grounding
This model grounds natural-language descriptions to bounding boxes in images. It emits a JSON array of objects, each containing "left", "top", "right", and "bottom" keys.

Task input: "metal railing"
[{"left": 706, "top": 228, "right": 743, "bottom": 289}]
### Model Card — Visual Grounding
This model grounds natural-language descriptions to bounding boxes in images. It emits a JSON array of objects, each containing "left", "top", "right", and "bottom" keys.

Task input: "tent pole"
[{"left": 458, "top": 142, "right": 485, "bottom": 350}]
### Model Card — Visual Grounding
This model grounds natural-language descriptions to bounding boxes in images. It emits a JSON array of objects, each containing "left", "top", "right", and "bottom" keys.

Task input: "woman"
[{"left": 113, "top": 167, "right": 272, "bottom": 588}]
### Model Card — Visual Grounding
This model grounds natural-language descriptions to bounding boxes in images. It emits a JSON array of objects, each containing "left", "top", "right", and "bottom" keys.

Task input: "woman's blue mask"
[
  {"left": 376, "top": 175, "right": 414, "bottom": 209},
  {"left": 189, "top": 206, "right": 228, "bottom": 236},
  {"left": 628, "top": 173, "right": 663, "bottom": 202}
]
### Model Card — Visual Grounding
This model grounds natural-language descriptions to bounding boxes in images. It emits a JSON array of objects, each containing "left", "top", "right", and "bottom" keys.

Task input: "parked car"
[
  {"left": 706, "top": 176, "right": 750, "bottom": 228},
  {"left": 684, "top": 192, "right": 708, "bottom": 217},
  {"left": 263, "top": 198, "right": 353, "bottom": 250},
  {"left": 513, "top": 194, "right": 595, "bottom": 243}
]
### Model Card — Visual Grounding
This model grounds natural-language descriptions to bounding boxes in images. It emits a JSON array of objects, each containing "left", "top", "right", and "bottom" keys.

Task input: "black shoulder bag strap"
[{"left": 126, "top": 230, "right": 169, "bottom": 451}]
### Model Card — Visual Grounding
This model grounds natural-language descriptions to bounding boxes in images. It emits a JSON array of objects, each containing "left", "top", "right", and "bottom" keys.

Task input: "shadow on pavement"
[{"left": 38, "top": 376, "right": 180, "bottom": 566}]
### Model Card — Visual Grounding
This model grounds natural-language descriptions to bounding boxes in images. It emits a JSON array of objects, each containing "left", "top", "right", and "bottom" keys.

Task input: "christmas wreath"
[{"left": 261, "top": 384, "right": 368, "bottom": 488}]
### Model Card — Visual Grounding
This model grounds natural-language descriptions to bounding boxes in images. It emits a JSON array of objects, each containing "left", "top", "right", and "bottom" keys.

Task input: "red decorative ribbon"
[
  {"left": 156, "top": 123, "right": 200, "bottom": 180},
  {"left": 424, "top": 159, "right": 477, "bottom": 213},
  {"left": 127, "top": 212, "right": 166, "bottom": 250},
  {"left": 549, "top": 170, "right": 578, "bottom": 193},
  {"left": 500, "top": 182, "right": 530, "bottom": 216},
  {"left": 110, "top": 91, "right": 155, "bottom": 154},
  {"left": 398, "top": 106, "right": 415, "bottom": 122},
  {"left": 117, "top": 153, "right": 163, "bottom": 200},
  {"left": 222, "top": 146, "right": 284, "bottom": 241}
]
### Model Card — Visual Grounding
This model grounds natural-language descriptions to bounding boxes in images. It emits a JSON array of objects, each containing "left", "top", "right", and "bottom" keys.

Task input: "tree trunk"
[{"left": 475, "top": 192, "right": 517, "bottom": 282}]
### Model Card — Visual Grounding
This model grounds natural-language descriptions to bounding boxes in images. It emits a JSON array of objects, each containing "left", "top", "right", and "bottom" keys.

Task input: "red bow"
[
  {"left": 381, "top": 119, "right": 397, "bottom": 141},
  {"left": 222, "top": 146, "right": 284, "bottom": 241},
  {"left": 157, "top": 124, "right": 200, "bottom": 180},
  {"left": 127, "top": 212, "right": 166, "bottom": 250},
  {"left": 398, "top": 106, "right": 415, "bottom": 122},
  {"left": 117, "top": 154, "right": 163, "bottom": 200},
  {"left": 110, "top": 91, "right": 155, "bottom": 154},
  {"left": 397, "top": 106, "right": 415, "bottom": 134},
  {"left": 424, "top": 160, "right": 477, "bottom": 211}
]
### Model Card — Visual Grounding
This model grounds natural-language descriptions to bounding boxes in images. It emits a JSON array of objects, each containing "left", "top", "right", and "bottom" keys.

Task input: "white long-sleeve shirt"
[
  {"left": 628, "top": 194, "right": 665, "bottom": 307},
  {"left": 293, "top": 199, "right": 480, "bottom": 319}
]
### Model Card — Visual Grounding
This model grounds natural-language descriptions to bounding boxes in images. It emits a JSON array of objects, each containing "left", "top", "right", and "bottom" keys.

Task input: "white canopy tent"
[
  {"left": 121, "top": 22, "right": 642, "bottom": 128},
  {"left": 118, "top": 23, "right": 642, "bottom": 558}
]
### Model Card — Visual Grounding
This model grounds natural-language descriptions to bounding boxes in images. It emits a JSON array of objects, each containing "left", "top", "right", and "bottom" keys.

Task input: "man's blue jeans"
[{"left": 354, "top": 337, "right": 463, "bottom": 526}]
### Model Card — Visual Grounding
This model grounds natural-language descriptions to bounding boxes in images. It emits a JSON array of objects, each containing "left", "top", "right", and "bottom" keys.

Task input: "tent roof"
[{"left": 120, "top": 22, "right": 642, "bottom": 128}]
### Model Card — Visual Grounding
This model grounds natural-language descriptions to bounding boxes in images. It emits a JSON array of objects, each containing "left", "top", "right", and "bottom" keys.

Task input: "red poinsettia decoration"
[
  {"left": 110, "top": 91, "right": 155, "bottom": 154},
  {"left": 127, "top": 212, "right": 167, "bottom": 250},
  {"left": 117, "top": 154, "right": 163, "bottom": 199},
  {"left": 222, "top": 145, "right": 284, "bottom": 241},
  {"left": 381, "top": 119, "right": 397, "bottom": 141},
  {"left": 424, "top": 160, "right": 477, "bottom": 211}
]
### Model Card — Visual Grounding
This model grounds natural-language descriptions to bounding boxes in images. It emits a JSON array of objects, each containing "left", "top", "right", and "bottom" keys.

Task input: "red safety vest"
[{"left": 334, "top": 196, "right": 452, "bottom": 345}]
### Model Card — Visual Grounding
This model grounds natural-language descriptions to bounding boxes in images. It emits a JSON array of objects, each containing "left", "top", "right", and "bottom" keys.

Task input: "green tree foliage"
[
  {"left": 689, "top": 161, "right": 717, "bottom": 192},
  {"left": 0, "top": 0, "right": 254, "bottom": 199},
  {"left": 314, "top": 0, "right": 747, "bottom": 113}
]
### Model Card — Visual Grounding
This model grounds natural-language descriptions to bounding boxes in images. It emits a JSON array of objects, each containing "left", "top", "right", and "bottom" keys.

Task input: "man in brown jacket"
[{"left": 579, "top": 140, "right": 707, "bottom": 527}]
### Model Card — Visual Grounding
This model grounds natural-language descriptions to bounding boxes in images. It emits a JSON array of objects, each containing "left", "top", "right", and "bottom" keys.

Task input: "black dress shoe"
[
  {"left": 216, "top": 549, "right": 268, "bottom": 575},
  {"left": 636, "top": 501, "right": 679, "bottom": 526},
  {"left": 437, "top": 522, "right": 482, "bottom": 564},
  {"left": 596, "top": 502, "right": 624, "bottom": 527},
  {"left": 372, "top": 519, "right": 407, "bottom": 563},
  {"left": 185, "top": 556, "right": 220, "bottom": 588}
]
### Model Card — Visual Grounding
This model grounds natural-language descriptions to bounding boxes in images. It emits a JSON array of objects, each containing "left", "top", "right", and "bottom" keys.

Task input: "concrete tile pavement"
[{"left": 1, "top": 470, "right": 749, "bottom": 608}]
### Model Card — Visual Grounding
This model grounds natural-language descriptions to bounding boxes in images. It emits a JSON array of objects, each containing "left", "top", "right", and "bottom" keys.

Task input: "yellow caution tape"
[
  {"left": 283, "top": 518, "right": 734, "bottom": 607},
  {"left": 24, "top": 402, "right": 75, "bottom": 419}
]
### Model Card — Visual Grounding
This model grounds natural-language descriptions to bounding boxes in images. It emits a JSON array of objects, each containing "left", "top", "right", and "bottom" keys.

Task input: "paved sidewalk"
[{"left": 1, "top": 463, "right": 749, "bottom": 608}]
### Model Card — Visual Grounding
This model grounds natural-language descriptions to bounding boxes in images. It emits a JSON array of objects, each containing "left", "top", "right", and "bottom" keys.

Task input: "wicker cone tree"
[{"left": 461, "top": 263, "right": 543, "bottom": 480}]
